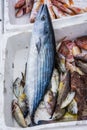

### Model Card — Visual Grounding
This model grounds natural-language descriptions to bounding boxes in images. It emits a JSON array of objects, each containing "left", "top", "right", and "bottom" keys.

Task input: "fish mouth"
[{"left": 38, "top": 4, "right": 48, "bottom": 18}]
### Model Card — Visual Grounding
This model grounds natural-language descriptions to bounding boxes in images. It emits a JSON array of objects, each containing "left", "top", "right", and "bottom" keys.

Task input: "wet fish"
[
  {"left": 75, "top": 36, "right": 87, "bottom": 50},
  {"left": 61, "top": 91, "right": 75, "bottom": 109},
  {"left": 52, "top": 0, "right": 74, "bottom": 15},
  {"left": 58, "top": 54, "right": 66, "bottom": 73},
  {"left": 57, "top": 70, "right": 71, "bottom": 106},
  {"left": 56, "top": 37, "right": 67, "bottom": 51},
  {"left": 25, "top": 4, "right": 55, "bottom": 124},
  {"left": 66, "top": 62, "right": 76, "bottom": 73},
  {"left": 59, "top": 39, "right": 75, "bottom": 63},
  {"left": 12, "top": 100, "right": 27, "bottom": 127},
  {"left": 46, "top": 0, "right": 56, "bottom": 20},
  {"left": 75, "top": 60, "right": 87, "bottom": 74},
  {"left": 64, "top": 40, "right": 75, "bottom": 63},
  {"left": 74, "top": 53, "right": 87, "bottom": 63},
  {"left": 18, "top": 93, "right": 29, "bottom": 118},
  {"left": 52, "top": 6, "right": 61, "bottom": 19},
  {"left": 29, "top": 0, "right": 44, "bottom": 23},
  {"left": 51, "top": 69, "right": 59, "bottom": 94},
  {"left": 34, "top": 101, "right": 51, "bottom": 124},
  {"left": 44, "top": 90, "right": 57, "bottom": 116},
  {"left": 15, "top": 0, "right": 33, "bottom": 18},
  {"left": 59, "top": 41, "right": 69, "bottom": 58},
  {"left": 68, "top": 7, "right": 84, "bottom": 14},
  {"left": 68, "top": 99, "right": 78, "bottom": 115},
  {"left": 66, "top": 62, "right": 83, "bottom": 75},
  {"left": 72, "top": 45, "right": 81, "bottom": 56},
  {"left": 25, "top": 114, "right": 31, "bottom": 126},
  {"left": 44, "top": 69, "right": 59, "bottom": 117},
  {"left": 53, "top": 71, "right": 71, "bottom": 119},
  {"left": 13, "top": 63, "right": 27, "bottom": 98},
  {"left": 56, "top": 37, "right": 67, "bottom": 73},
  {"left": 15, "top": 0, "right": 26, "bottom": 9},
  {"left": 13, "top": 77, "right": 24, "bottom": 98}
]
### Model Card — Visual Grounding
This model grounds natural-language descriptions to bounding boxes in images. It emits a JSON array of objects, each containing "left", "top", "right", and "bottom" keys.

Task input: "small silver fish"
[
  {"left": 18, "top": 93, "right": 29, "bottom": 118},
  {"left": 13, "top": 78, "right": 24, "bottom": 98},
  {"left": 68, "top": 99, "right": 78, "bottom": 115},
  {"left": 58, "top": 54, "right": 66, "bottom": 73},
  {"left": 57, "top": 70, "right": 71, "bottom": 106},
  {"left": 44, "top": 69, "right": 59, "bottom": 117},
  {"left": 44, "top": 90, "right": 57, "bottom": 116},
  {"left": 56, "top": 37, "right": 67, "bottom": 51},
  {"left": 12, "top": 100, "right": 28, "bottom": 127},
  {"left": 51, "top": 69, "right": 59, "bottom": 94}
]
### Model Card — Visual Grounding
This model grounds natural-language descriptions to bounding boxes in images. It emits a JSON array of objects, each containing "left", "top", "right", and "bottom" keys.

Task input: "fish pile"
[
  {"left": 14, "top": 0, "right": 87, "bottom": 23},
  {"left": 12, "top": 4, "right": 87, "bottom": 128},
  {"left": 12, "top": 70, "right": 31, "bottom": 127},
  {"left": 57, "top": 36, "right": 87, "bottom": 121}
]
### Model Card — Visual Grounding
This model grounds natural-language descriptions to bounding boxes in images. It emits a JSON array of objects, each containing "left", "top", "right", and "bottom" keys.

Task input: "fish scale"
[
  {"left": 31, "top": 46, "right": 53, "bottom": 116},
  {"left": 33, "top": 46, "right": 54, "bottom": 110},
  {"left": 25, "top": 4, "right": 55, "bottom": 124}
]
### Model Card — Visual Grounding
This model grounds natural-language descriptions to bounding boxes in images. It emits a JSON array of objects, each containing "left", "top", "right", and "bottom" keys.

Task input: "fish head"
[
  {"left": 34, "top": 4, "right": 53, "bottom": 36},
  {"left": 13, "top": 78, "right": 21, "bottom": 93}
]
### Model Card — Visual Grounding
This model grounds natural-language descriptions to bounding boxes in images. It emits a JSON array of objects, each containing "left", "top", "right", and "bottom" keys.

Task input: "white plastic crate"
[
  {"left": 4, "top": 0, "right": 87, "bottom": 32},
  {"left": 1, "top": 22, "right": 87, "bottom": 129}
]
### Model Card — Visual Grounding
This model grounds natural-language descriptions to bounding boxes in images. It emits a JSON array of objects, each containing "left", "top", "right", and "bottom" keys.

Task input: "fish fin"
[{"left": 36, "top": 38, "right": 41, "bottom": 54}]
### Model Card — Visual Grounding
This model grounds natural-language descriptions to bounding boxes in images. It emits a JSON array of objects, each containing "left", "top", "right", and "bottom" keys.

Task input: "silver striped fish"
[{"left": 24, "top": 4, "right": 55, "bottom": 124}]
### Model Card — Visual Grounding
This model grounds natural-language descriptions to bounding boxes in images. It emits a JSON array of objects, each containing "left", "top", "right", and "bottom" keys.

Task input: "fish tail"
[{"left": 28, "top": 113, "right": 36, "bottom": 127}]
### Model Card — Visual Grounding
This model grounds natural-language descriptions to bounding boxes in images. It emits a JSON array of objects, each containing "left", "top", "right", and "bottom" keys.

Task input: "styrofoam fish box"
[
  {"left": 4, "top": 0, "right": 87, "bottom": 32},
  {"left": 1, "top": 22, "right": 87, "bottom": 129}
]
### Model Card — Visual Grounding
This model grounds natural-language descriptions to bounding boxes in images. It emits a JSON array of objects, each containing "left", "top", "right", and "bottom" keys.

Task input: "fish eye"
[{"left": 41, "top": 15, "right": 46, "bottom": 21}]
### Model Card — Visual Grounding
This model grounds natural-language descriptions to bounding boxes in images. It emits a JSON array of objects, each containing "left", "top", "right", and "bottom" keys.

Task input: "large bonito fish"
[{"left": 25, "top": 4, "right": 55, "bottom": 124}]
